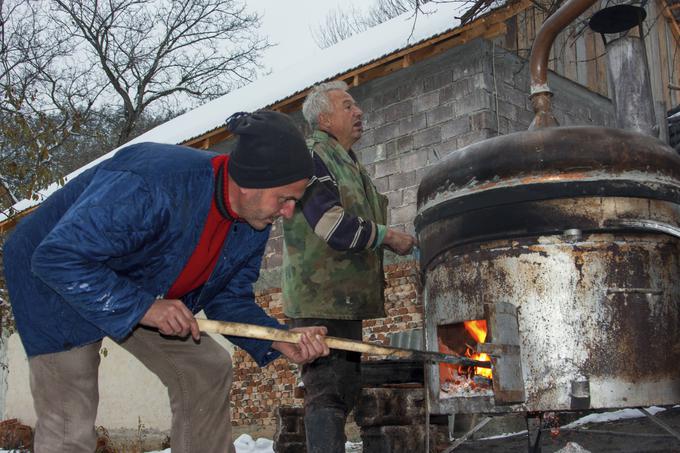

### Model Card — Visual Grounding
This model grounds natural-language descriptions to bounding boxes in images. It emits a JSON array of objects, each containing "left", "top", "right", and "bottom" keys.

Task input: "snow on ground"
[
  {"left": 0, "top": 407, "right": 673, "bottom": 452},
  {"left": 481, "top": 406, "right": 672, "bottom": 440},
  {"left": 142, "top": 434, "right": 362, "bottom": 453},
  {"left": 0, "top": 434, "right": 360, "bottom": 453},
  {"left": 561, "top": 405, "right": 667, "bottom": 429}
]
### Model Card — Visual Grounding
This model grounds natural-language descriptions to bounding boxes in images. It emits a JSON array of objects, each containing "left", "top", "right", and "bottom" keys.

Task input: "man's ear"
[{"left": 318, "top": 112, "right": 330, "bottom": 129}]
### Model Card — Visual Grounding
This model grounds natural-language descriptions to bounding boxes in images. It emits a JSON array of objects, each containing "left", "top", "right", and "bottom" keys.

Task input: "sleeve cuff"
[
  {"left": 261, "top": 348, "right": 283, "bottom": 366},
  {"left": 372, "top": 224, "right": 387, "bottom": 249}
]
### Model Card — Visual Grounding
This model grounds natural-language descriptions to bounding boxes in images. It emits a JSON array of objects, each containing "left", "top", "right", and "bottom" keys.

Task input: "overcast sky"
[{"left": 247, "top": 0, "right": 367, "bottom": 73}]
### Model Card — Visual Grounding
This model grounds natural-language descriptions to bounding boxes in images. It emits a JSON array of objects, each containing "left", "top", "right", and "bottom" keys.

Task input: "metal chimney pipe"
[
  {"left": 528, "top": 0, "right": 598, "bottom": 129},
  {"left": 605, "top": 36, "right": 658, "bottom": 137}
]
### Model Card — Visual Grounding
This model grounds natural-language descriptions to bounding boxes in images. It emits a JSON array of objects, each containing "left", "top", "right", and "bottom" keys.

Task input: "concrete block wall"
[
  {"left": 231, "top": 290, "right": 300, "bottom": 428},
  {"left": 351, "top": 38, "right": 613, "bottom": 239}
]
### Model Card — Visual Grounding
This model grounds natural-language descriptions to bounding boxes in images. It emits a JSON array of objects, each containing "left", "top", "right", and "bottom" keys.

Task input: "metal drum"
[{"left": 416, "top": 126, "right": 680, "bottom": 414}]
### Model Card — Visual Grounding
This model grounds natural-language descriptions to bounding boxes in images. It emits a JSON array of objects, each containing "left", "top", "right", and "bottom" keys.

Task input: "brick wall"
[
  {"left": 231, "top": 290, "right": 301, "bottom": 428},
  {"left": 230, "top": 261, "right": 421, "bottom": 428},
  {"left": 230, "top": 38, "right": 613, "bottom": 427}
]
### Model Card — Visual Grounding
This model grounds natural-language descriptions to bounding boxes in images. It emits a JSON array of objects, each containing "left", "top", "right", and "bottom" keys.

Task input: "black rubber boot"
[{"left": 304, "top": 408, "right": 347, "bottom": 453}]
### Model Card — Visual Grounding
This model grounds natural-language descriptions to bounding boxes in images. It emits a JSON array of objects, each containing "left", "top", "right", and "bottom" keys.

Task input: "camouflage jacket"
[{"left": 282, "top": 130, "right": 388, "bottom": 319}]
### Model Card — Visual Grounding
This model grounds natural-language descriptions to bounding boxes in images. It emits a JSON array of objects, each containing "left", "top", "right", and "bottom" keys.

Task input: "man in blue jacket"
[{"left": 3, "top": 110, "right": 329, "bottom": 453}]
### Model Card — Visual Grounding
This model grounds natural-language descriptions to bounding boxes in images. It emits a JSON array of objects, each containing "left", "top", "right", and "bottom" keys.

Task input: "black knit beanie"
[{"left": 225, "top": 110, "right": 313, "bottom": 189}]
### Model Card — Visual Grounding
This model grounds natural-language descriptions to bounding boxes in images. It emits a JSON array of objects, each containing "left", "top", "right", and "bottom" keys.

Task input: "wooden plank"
[
  {"left": 275, "top": 98, "right": 304, "bottom": 114},
  {"left": 585, "top": 29, "right": 598, "bottom": 93},
  {"left": 576, "top": 32, "right": 588, "bottom": 86},
  {"left": 657, "top": 0, "right": 680, "bottom": 106},
  {"left": 356, "top": 57, "right": 407, "bottom": 84},
  {"left": 671, "top": 15, "right": 680, "bottom": 44},
  {"left": 504, "top": 16, "right": 518, "bottom": 52},
  {"left": 646, "top": 0, "right": 665, "bottom": 106},
  {"left": 661, "top": 0, "right": 680, "bottom": 43},
  {"left": 356, "top": 22, "right": 506, "bottom": 86},
  {"left": 527, "top": 6, "right": 536, "bottom": 60},
  {"left": 517, "top": 11, "right": 529, "bottom": 60},
  {"left": 198, "top": 138, "right": 210, "bottom": 150},
  {"left": 554, "top": 25, "right": 565, "bottom": 75},
  {"left": 483, "top": 21, "right": 508, "bottom": 39},
  {"left": 594, "top": 29, "right": 608, "bottom": 96},
  {"left": 184, "top": 128, "right": 232, "bottom": 148},
  {"left": 321, "top": 0, "right": 531, "bottom": 85},
  {"left": 659, "top": 11, "right": 672, "bottom": 107},
  {"left": 564, "top": 25, "right": 578, "bottom": 83},
  {"left": 664, "top": 19, "right": 679, "bottom": 107},
  {"left": 671, "top": 20, "right": 680, "bottom": 107},
  {"left": 0, "top": 206, "right": 37, "bottom": 233}
]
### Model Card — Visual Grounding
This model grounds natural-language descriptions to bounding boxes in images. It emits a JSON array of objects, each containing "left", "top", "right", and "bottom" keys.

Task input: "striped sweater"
[{"left": 299, "top": 149, "right": 387, "bottom": 251}]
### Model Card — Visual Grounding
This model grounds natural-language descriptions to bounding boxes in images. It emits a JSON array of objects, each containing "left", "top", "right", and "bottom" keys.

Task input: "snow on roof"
[{"left": 2, "top": 1, "right": 470, "bottom": 222}]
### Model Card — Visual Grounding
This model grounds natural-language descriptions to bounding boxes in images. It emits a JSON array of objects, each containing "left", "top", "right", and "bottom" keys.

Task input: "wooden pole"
[{"left": 196, "top": 319, "right": 490, "bottom": 368}]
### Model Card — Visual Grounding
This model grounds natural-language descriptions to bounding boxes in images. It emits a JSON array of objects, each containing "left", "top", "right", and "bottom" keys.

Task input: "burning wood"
[
  {"left": 438, "top": 320, "right": 494, "bottom": 398},
  {"left": 440, "top": 375, "right": 493, "bottom": 398}
]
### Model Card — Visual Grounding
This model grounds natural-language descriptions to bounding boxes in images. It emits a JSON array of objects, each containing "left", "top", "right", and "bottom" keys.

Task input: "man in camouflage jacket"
[{"left": 282, "top": 81, "right": 416, "bottom": 453}]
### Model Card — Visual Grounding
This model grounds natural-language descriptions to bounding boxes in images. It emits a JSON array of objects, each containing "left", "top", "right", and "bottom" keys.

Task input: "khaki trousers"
[{"left": 28, "top": 327, "right": 235, "bottom": 453}]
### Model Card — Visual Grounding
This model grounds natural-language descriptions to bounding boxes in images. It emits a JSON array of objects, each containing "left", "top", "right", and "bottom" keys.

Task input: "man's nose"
[{"left": 280, "top": 200, "right": 296, "bottom": 219}]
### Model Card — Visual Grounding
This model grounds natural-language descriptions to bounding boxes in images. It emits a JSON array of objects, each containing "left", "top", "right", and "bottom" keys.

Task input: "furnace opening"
[{"left": 437, "top": 320, "right": 493, "bottom": 398}]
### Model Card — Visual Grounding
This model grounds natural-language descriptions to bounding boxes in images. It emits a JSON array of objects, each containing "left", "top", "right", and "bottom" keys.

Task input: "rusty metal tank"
[
  {"left": 416, "top": 126, "right": 680, "bottom": 414},
  {"left": 416, "top": 0, "right": 680, "bottom": 416}
]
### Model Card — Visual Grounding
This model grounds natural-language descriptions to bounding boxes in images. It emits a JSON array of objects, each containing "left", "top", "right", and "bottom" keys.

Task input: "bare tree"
[
  {"left": 51, "top": 0, "right": 270, "bottom": 145},
  {"left": 0, "top": 0, "right": 99, "bottom": 210},
  {"left": 367, "top": 0, "right": 422, "bottom": 24},
  {"left": 311, "top": 0, "right": 513, "bottom": 49},
  {"left": 312, "top": 0, "right": 412, "bottom": 49},
  {"left": 312, "top": 0, "right": 427, "bottom": 49}
]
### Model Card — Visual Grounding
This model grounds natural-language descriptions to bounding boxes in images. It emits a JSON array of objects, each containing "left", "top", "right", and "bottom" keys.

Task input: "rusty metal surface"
[
  {"left": 483, "top": 302, "right": 525, "bottom": 405},
  {"left": 416, "top": 121, "right": 680, "bottom": 414},
  {"left": 419, "top": 197, "right": 680, "bottom": 273},
  {"left": 416, "top": 127, "right": 680, "bottom": 225},
  {"left": 423, "top": 231, "right": 680, "bottom": 413}
]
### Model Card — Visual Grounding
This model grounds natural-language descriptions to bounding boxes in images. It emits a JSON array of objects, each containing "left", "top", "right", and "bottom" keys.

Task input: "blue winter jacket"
[{"left": 4, "top": 142, "right": 283, "bottom": 365}]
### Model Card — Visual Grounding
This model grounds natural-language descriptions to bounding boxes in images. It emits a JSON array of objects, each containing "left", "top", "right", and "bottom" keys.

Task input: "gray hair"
[{"left": 302, "top": 81, "right": 349, "bottom": 129}]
